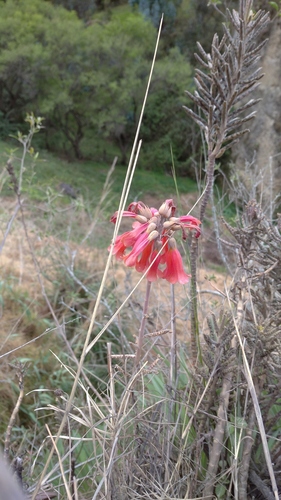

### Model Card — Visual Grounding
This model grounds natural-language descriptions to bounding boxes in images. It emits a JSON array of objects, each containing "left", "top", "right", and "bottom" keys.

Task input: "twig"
[
  {"left": 227, "top": 285, "right": 279, "bottom": 500},
  {"left": 238, "top": 405, "right": 256, "bottom": 499},
  {"left": 249, "top": 469, "right": 275, "bottom": 500},
  {"left": 202, "top": 368, "right": 235, "bottom": 497}
]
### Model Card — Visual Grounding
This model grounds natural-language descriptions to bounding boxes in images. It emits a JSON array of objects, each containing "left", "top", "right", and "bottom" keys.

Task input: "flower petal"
[
  {"left": 179, "top": 215, "right": 201, "bottom": 238},
  {"left": 109, "top": 234, "right": 128, "bottom": 259},
  {"left": 146, "top": 250, "right": 163, "bottom": 281},
  {"left": 135, "top": 241, "right": 154, "bottom": 273},
  {"left": 124, "top": 231, "right": 150, "bottom": 267},
  {"left": 110, "top": 210, "right": 137, "bottom": 224},
  {"left": 161, "top": 247, "right": 190, "bottom": 284}
]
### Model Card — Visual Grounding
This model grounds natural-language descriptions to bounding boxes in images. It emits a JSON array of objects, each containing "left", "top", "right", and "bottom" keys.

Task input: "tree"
[
  {"left": 0, "top": 0, "right": 193, "bottom": 169},
  {"left": 129, "top": 0, "right": 182, "bottom": 27},
  {"left": 47, "top": 0, "right": 96, "bottom": 19},
  {"left": 45, "top": 0, "right": 128, "bottom": 19},
  {"left": 0, "top": 1, "right": 157, "bottom": 159},
  {"left": 141, "top": 47, "right": 193, "bottom": 172}
]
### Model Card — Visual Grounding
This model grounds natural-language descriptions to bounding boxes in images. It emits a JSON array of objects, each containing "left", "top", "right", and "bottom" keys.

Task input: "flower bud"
[
  {"left": 139, "top": 205, "right": 152, "bottom": 219},
  {"left": 163, "top": 220, "right": 175, "bottom": 229},
  {"left": 135, "top": 215, "right": 148, "bottom": 224},
  {"left": 149, "top": 216, "right": 159, "bottom": 225},
  {"left": 168, "top": 237, "right": 177, "bottom": 250},
  {"left": 163, "top": 220, "right": 181, "bottom": 231},
  {"left": 146, "top": 222, "right": 157, "bottom": 234},
  {"left": 159, "top": 202, "right": 171, "bottom": 218},
  {"left": 148, "top": 230, "right": 159, "bottom": 242}
]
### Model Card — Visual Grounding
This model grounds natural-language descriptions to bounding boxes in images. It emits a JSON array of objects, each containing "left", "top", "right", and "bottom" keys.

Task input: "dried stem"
[
  {"left": 135, "top": 280, "right": 152, "bottom": 366},
  {"left": 169, "top": 284, "right": 177, "bottom": 386},
  {"left": 189, "top": 236, "right": 201, "bottom": 363},
  {"left": 249, "top": 470, "right": 276, "bottom": 500},
  {"left": 202, "top": 368, "right": 234, "bottom": 498},
  {"left": 238, "top": 405, "right": 257, "bottom": 499}
]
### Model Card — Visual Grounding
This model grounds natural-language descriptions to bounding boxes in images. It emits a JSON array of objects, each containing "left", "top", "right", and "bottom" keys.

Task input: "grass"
[{"left": 0, "top": 137, "right": 197, "bottom": 207}]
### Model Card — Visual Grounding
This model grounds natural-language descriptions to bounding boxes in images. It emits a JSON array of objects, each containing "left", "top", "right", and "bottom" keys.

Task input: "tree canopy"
[{"left": 0, "top": 0, "right": 223, "bottom": 173}]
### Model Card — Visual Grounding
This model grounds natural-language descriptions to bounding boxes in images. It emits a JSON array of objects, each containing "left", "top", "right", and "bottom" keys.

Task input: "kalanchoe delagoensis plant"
[
  {"left": 109, "top": 199, "right": 201, "bottom": 284},
  {"left": 184, "top": 0, "right": 270, "bottom": 167},
  {"left": 183, "top": 0, "right": 270, "bottom": 363},
  {"left": 183, "top": 0, "right": 270, "bottom": 227}
]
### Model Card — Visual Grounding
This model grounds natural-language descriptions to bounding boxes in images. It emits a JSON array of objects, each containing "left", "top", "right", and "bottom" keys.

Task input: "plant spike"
[
  {"left": 184, "top": 0, "right": 270, "bottom": 165},
  {"left": 184, "top": 0, "right": 270, "bottom": 365}
]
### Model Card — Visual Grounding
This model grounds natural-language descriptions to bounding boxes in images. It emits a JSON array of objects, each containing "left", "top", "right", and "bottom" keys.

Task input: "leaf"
[
  {"left": 215, "top": 483, "right": 227, "bottom": 498},
  {"left": 269, "top": 2, "right": 279, "bottom": 11}
]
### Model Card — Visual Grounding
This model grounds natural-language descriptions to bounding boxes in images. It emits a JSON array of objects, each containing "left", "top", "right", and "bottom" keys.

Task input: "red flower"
[
  {"left": 109, "top": 199, "right": 201, "bottom": 284},
  {"left": 159, "top": 240, "right": 191, "bottom": 285}
]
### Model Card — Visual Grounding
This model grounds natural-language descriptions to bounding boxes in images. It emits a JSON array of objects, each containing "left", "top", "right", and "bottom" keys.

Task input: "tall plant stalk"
[
  {"left": 183, "top": 0, "right": 269, "bottom": 362},
  {"left": 135, "top": 280, "right": 152, "bottom": 366},
  {"left": 170, "top": 284, "right": 177, "bottom": 386}
]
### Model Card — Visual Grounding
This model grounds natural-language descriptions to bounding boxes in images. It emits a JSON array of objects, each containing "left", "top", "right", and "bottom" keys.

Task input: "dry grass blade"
[
  {"left": 45, "top": 425, "right": 72, "bottom": 500},
  {"left": 31, "top": 16, "right": 164, "bottom": 499}
]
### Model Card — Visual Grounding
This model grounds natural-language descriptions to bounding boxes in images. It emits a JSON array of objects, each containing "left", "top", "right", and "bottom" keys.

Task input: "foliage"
[
  {"left": 141, "top": 46, "right": 194, "bottom": 173},
  {"left": 0, "top": 0, "right": 194, "bottom": 170},
  {"left": 47, "top": 0, "right": 97, "bottom": 18},
  {"left": 129, "top": 0, "right": 181, "bottom": 27},
  {"left": 0, "top": 0, "right": 250, "bottom": 173},
  {"left": 47, "top": 0, "right": 128, "bottom": 18}
]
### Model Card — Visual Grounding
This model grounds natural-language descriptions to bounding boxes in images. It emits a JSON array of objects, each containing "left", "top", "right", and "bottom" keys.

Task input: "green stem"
[
  {"left": 190, "top": 236, "right": 201, "bottom": 364},
  {"left": 190, "top": 152, "right": 216, "bottom": 364}
]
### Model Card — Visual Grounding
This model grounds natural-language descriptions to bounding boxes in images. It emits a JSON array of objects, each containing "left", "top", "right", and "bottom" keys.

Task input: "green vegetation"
[
  {"left": 0, "top": 0, "right": 231, "bottom": 175},
  {"left": 0, "top": 0, "right": 197, "bottom": 172},
  {"left": 1, "top": 137, "right": 197, "bottom": 204}
]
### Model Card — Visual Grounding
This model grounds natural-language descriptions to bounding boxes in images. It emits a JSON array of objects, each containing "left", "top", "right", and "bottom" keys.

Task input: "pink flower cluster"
[{"left": 109, "top": 199, "right": 201, "bottom": 284}]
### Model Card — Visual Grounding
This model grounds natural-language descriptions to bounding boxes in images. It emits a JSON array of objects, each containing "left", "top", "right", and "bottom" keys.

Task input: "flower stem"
[
  {"left": 135, "top": 280, "right": 152, "bottom": 366},
  {"left": 170, "top": 284, "right": 177, "bottom": 387}
]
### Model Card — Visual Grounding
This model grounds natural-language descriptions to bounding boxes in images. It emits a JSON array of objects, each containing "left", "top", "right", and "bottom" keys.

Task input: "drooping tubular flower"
[{"left": 109, "top": 199, "right": 201, "bottom": 284}]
